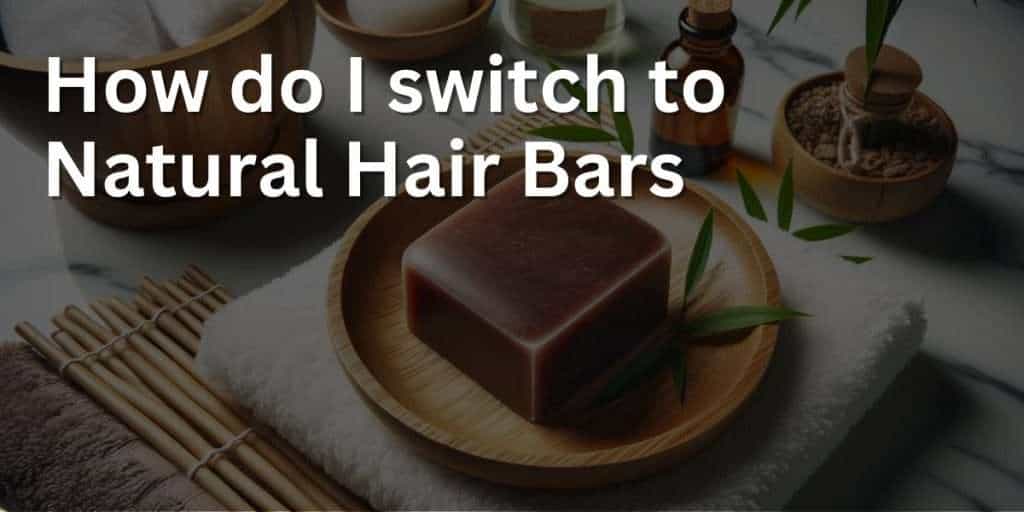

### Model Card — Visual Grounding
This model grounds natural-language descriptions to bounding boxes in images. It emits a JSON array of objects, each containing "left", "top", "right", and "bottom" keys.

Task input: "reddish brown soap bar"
[{"left": 403, "top": 171, "right": 671, "bottom": 424}]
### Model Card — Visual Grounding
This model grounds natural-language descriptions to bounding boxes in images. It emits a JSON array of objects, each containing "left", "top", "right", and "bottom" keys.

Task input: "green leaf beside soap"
[
  {"left": 685, "top": 211, "right": 715, "bottom": 302},
  {"left": 685, "top": 306, "right": 809, "bottom": 338}
]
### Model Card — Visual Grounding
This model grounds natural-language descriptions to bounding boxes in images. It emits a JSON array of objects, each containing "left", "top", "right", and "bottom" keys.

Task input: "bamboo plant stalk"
[{"left": 15, "top": 323, "right": 252, "bottom": 511}]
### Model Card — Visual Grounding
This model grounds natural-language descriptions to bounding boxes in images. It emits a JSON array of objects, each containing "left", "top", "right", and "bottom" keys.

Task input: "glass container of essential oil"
[
  {"left": 651, "top": 1, "right": 744, "bottom": 176},
  {"left": 505, "top": 0, "right": 626, "bottom": 56}
]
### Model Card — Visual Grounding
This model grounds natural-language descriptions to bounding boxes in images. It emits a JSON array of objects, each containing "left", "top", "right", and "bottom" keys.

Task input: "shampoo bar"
[{"left": 403, "top": 171, "right": 671, "bottom": 424}]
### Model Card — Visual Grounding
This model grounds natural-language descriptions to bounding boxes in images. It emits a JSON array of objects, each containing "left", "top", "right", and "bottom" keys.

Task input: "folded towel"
[
  {"left": 0, "top": 343, "right": 222, "bottom": 511},
  {"left": 0, "top": 0, "right": 166, "bottom": 59},
  {"left": 196, "top": 200, "right": 927, "bottom": 510},
  {"left": 0, "top": 0, "right": 263, "bottom": 59}
]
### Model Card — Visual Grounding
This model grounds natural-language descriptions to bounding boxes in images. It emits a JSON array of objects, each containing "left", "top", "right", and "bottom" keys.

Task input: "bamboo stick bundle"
[
  {"left": 140, "top": 278, "right": 205, "bottom": 336},
  {"left": 132, "top": 296, "right": 201, "bottom": 356},
  {"left": 15, "top": 259, "right": 375, "bottom": 511},
  {"left": 185, "top": 265, "right": 234, "bottom": 304},
  {"left": 175, "top": 278, "right": 225, "bottom": 313},
  {"left": 47, "top": 318, "right": 286, "bottom": 511},
  {"left": 49, "top": 316, "right": 148, "bottom": 392},
  {"left": 123, "top": 273, "right": 356, "bottom": 511},
  {"left": 15, "top": 324, "right": 252, "bottom": 511},
  {"left": 60, "top": 307, "right": 319, "bottom": 511},
  {"left": 101, "top": 298, "right": 197, "bottom": 374},
  {"left": 160, "top": 278, "right": 216, "bottom": 319}
]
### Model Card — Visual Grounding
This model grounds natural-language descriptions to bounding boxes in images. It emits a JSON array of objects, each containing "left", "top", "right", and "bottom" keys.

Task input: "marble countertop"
[{"left": 2, "top": 0, "right": 1022, "bottom": 509}]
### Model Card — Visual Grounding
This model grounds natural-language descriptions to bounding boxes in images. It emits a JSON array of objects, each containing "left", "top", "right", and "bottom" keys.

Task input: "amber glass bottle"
[{"left": 651, "top": 6, "right": 744, "bottom": 176}]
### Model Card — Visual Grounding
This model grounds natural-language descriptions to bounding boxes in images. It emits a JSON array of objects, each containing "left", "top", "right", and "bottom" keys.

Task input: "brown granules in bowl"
[{"left": 786, "top": 80, "right": 953, "bottom": 179}]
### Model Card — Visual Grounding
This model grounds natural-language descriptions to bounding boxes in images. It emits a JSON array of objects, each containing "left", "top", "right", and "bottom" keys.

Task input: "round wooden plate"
[{"left": 327, "top": 152, "right": 780, "bottom": 489}]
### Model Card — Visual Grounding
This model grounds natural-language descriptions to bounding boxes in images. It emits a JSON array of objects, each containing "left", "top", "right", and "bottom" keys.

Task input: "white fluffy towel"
[
  {"left": 197, "top": 214, "right": 927, "bottom": 510},
  {"left": 0, "top": 0, "right": 264, "bottom": 59}
]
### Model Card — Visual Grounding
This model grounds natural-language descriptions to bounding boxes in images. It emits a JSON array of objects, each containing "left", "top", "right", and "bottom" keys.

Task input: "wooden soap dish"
[
  {"left": 316, "top": 0, "right": 495, "bottom": 62},
  {"left": 327, "top": 151, "right": 781, "bottom": 489}
]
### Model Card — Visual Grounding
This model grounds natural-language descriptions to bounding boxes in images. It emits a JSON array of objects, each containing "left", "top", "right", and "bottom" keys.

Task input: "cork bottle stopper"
[
  {"left": 845, "top": 45, "right": 923, "bottom": 113},
  {"left": 687, "top": 0, "right": 733, "bottom": 31}
]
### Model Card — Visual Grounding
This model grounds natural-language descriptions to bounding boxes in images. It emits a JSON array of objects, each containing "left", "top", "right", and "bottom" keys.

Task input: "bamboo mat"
[
  {"left": 15, "top": 266, "right": 369, "bottom": 512},
  {"left": 10, "top": 107, "right": 616, "bottom": 511}
]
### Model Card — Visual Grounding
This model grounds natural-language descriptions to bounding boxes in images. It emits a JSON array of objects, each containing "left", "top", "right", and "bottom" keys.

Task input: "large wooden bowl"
[
  {"left": 316, "top": 0, "right": 495, "bottom": 62},
  {"left": 0, "top": 0, "right": 316, "bottom": 229},
  {"left": 327, "top": 152, "right": 781, "bottom": 489},
  {"left": 771, "top": 72, "right": 958, "bottom": 223}
]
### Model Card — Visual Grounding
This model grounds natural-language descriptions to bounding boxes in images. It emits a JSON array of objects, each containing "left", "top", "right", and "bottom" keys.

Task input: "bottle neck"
[
  {"left": 680, "top": 36, "right": 733, "bottom": 58},
  {"left": 677, "top": 7, "right": 737, "bottom": 58}
]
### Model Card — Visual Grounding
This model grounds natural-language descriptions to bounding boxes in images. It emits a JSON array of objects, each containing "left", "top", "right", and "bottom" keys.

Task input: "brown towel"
[{"left": 0, "top": 343, "right": 222, "bottom": 511}]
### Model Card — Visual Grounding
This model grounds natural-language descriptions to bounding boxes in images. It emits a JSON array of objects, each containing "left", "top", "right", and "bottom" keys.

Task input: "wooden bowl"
[
  {"left": 771, "top": 72, "right": 958, "bottom": 223},
  {"left": 316, "top": 0, "right": 495, "bottom": 62},
  {"left": 0, "top": 0, "right": 316, "bottom": 229},
  {"left": 327, "top": 151, "right": 781, "bottom": 489}
]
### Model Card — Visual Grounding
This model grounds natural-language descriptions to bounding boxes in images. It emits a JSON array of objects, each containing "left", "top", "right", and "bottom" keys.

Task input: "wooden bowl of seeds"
[{"left": 771, "top": 46, "right": 958, "bottom": 224}]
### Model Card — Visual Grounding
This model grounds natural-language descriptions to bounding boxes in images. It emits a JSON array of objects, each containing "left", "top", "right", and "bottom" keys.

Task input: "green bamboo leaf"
[
  {"left": 685, "top": 306, "right": 809, "bottom": 339},
  {"left": 793, "top": 224, "right": 858, "bottom": 242},
  {"left": 608, "top": 83, "right": 635, "bottom": 153},
  {"left": 529, "top": 125, "right": 618, "bottom": 143},
  {"left": 777, "top": 160, "right": 795, "bottom": 232},
  {"left": 795, "top": 0, "right": 815, "bottom": 18},
  {"left": 736, "top": 169, "right": 767, "bottom": 222},
  {"left": 865, "top": 0, "right": 889, "bottom": 75},
  {"left": 768, "top": 0, "right": 796, "bottom": 34},
  {"left": 546, "top": 57, "right": 601, "bottom": 124},
  {"left": 669, "top": 346, "right": 687, "bottom": 401},
  {"left": 865, "top": 0, "right": 903, "bottom": 93},
  {"left": 841, "top": 255, "right": 874, "bottom": 264},
  {"left": 685, "top": 211, "right": 715, "bottom": 302},
  {"left": 595, "top": 343, "right": 673, "bottom": 406}
]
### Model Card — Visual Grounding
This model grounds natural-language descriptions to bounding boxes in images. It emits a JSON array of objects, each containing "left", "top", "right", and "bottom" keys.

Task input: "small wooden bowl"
[
  {"left": 327, "top": 151, "right": 781, "bottom": 489},
  {"left": 771, "top": 72, "right": 958, "bottom": 223},
  {"left": 0, "top": 0, "right": 316, "bottom": 229},
  {"left": 316, "top": 0, "right": 495, "bottom": 62}
]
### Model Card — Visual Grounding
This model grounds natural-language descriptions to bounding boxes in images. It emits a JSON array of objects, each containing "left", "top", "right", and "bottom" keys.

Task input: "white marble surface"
[{"left": 1, "top": 0, "right": 1023, "bottom": 509}]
